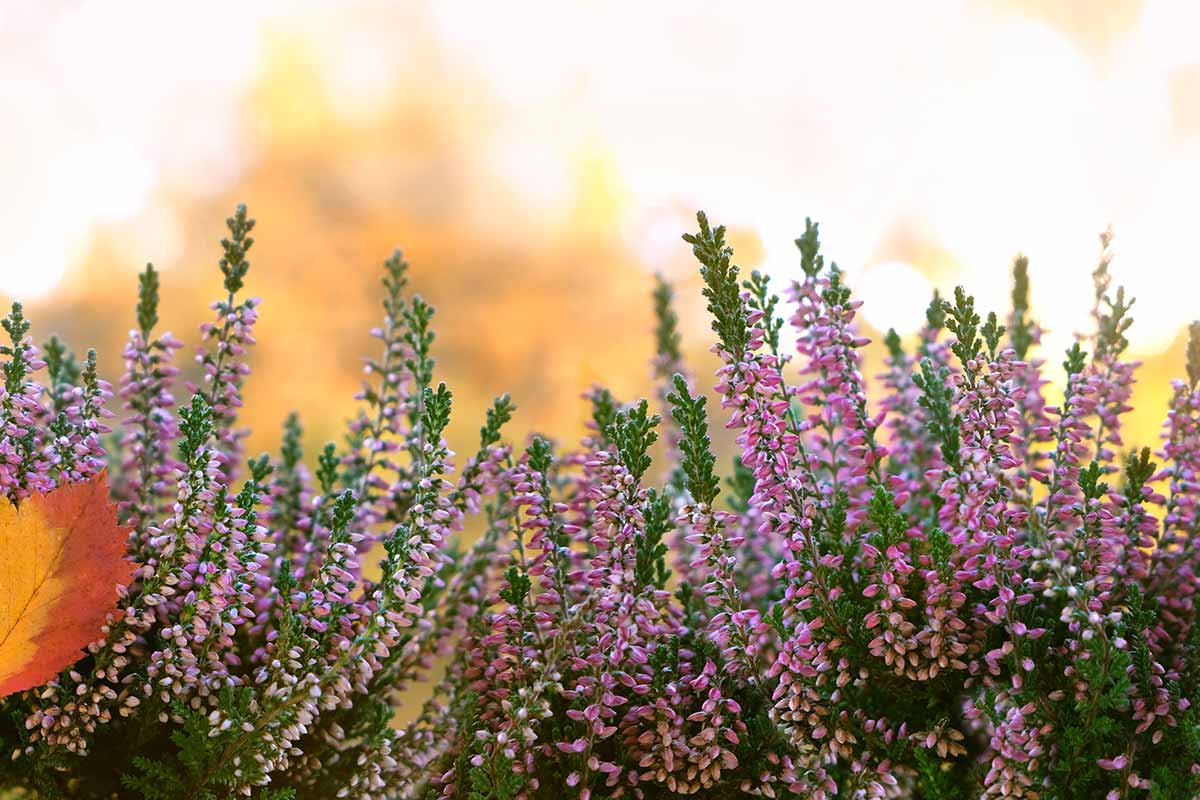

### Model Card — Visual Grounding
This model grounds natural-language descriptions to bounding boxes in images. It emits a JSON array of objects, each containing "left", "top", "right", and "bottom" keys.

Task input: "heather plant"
[{"left": 0, "top": 205, "right": 1197, "bottom": 800}]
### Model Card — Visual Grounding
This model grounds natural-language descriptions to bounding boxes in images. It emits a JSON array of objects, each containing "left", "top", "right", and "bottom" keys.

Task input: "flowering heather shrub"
[{"left": 0, "top": 205, "right": 1198, "bottom": 800}]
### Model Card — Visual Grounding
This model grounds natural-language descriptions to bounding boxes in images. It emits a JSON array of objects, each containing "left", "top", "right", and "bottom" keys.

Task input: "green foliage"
[
  {"left": 383, "top": 249, "right": 410, "bottom": 313},
  {"left": 913, "top": 357, "right": 961, "bottom": 471},
  {"left": 178, "top": 394, "right": 214, "bottom": 463},
  {"left": 1147, "top": 621, "right": 1200, "bottom": 799},
  {"left": 925, "top": 290, "right": 946, "bottom": 331},
  {"left": 526, "top": 435, "right": 553, "bottom": 478},
  {"left": 1063, "top": 342, "right": 1087, "bottom": 377},
  {"left": 865, "top": 485, "right": 905, "bottom": 551},
  {"left": 137, "top": 263, "right": 161, "bottom": 336},
  {"left": 403, "top": 296, "right": 437, "bottom": 393},
  {"left": 652, "top": 274, "right": 683, "bottom": 366},
  {"left": 943, "top": 286, "right": 983, "bottom": 367},
  {"left": 647, "top": 635, "right": 681, "bottom": 693},
  {"left": 684, "top": 211, "right": 750, "bottom": 358},
  {"left": 609, "top": 398, "right": 659, "bottom": 482},
  {"left": 498, "top": 565, "right": 531, "bottom": 608},
  {"left": 218, "top": 204, "right": 255, "bottom": 295},
  {"left": 80, "top": 349, "right": 99, "bottom": 402},
  {"left": 479, "top": 394, "right": 515, "bottom": 449},
  {"left": 884, "top": 328, "right": 904, "bottom": 362},
  {"left": 666, "top": 373, "right": 719, "bottom": 506},
  {"left": 2, "top": 302, "right": 30, "bottom": 349},
  {"left": 280, "top": 413, "right": 303, "bottom": 472},
  {"left": 980, "top": 311, "right": 1005, "bottom": 361},
  {"left": 589, "top": 386, "right": 619, "bottom": 444},
  {"left": 247, "top": 453, "right": 272, "bottom": 483},
  {"left": 316, "top": 441, "right": 339, "bottom": 494},
  {"left": 743, "top": 269, "right": 783, "bottom": 355},
  {"left": 823, "top": 488, "right": 851, "bottom": 544},
  {"left": 1009, "top": 255, "right": 1034, "bottom": 359},
  {"left": 2, "top": 303, "right": 31, "bottom": 393},
  {"left": 1078, "top": 460, "right": 1108, "bottom": 501},
  {"left": 927, "top": 526, "right": 953, "bottom": 580},
  {"left": 724, "top": 456, "right": 755, "bottom": 513},
  {"left": 914, "top": 746, "right": 969, "bottom": 800},
  {"left": 1125, "top": 589, "right": 1157, "bottom": 694},
  {"left": 421, "top": 382, "right": 453, "bottom": 443},
  {"left": 328, "top": 488, "right": 357, "bottom": 533},
  {"left": 795, "top": 216, "right": 823, "bottom": 278},
  {"left": 1123, "top": 446, "right": 1156, "bottom": 501},
  {"left": 42, "top": 336, "right": 80, "bottom": 394},
  {"left": 449, "top": 693, "right": 526, "bottom": 800},
  {"left": 635, "top": 488, "right": 672, "bottom": 591},
  {"left": 1096, "top": 285, "right": 1135, "bottom": 363},
  {"left": 120, "top": 688, "right": 281, "bottom": 800},
  {"left": 6, "top": 204, "right": 1200, "bottom": 800}
]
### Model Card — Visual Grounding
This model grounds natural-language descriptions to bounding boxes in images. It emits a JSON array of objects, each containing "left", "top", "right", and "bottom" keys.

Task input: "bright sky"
[{"left": 2, "top": 0, "right": 1198, "bottom": 358}]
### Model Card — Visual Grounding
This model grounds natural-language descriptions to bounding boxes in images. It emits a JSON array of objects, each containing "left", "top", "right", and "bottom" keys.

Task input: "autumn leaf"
[{"left": 0, "top": 473, "right": 134, "bottom": 697}]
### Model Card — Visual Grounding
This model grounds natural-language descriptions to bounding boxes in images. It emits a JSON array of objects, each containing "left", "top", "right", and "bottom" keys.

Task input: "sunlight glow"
[
  {"left": 0, "top": 0, "right": 1197, "bottom": 358},
  {"left": 854, "top": 261, "right": 935, "bottom": 338}
]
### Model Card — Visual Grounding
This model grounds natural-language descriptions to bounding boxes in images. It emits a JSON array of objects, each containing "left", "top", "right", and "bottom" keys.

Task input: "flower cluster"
[{"left": 1, "top": 205, "right": 1198, "bottom": 800}]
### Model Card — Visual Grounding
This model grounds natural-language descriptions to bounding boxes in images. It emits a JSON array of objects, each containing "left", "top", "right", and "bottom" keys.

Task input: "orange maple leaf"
[{"left": 0, "top": 473, "right": 134, "bottom": 697}]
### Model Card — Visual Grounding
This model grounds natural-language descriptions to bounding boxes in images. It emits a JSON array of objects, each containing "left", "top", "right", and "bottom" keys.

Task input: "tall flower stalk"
[{"left": 1, "top": 207, "right": 1198, "bottom": 800}]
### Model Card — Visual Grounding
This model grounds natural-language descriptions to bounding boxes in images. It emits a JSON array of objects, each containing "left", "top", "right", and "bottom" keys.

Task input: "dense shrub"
[{"left": 0, "top": 206, "right": 1198, "bottom": 799}]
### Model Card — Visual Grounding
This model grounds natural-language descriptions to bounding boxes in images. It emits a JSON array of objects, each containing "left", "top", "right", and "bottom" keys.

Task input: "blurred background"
[{"left": 2, "top": 0, "right": 1198, "bottom": 471}]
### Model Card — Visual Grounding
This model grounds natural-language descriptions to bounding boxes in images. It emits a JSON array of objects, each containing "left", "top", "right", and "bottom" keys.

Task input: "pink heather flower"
[
  {"left": 1149, "top": 371, "right": 1200, "bottom": 664},
  {"left": 788, "top": 266, "right": 884, "bottom": 528},
  {"left": 878, "top": 320, "right": 951, "bottom": 517},
  {"left": 0, "top": 315, "right": 53, "bottom": 501},
  {"left": 1097, "top": 754, "right": 1129, "bottom": 771},
  {"left": 117, "top": 325, "right": 183, "bottom": 550},
  {"left": 192, "top": 296, "right": 259, "bottom": 483},
  {"left": 10, "top": 208, "right": 1200, "bottom": 800}
]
